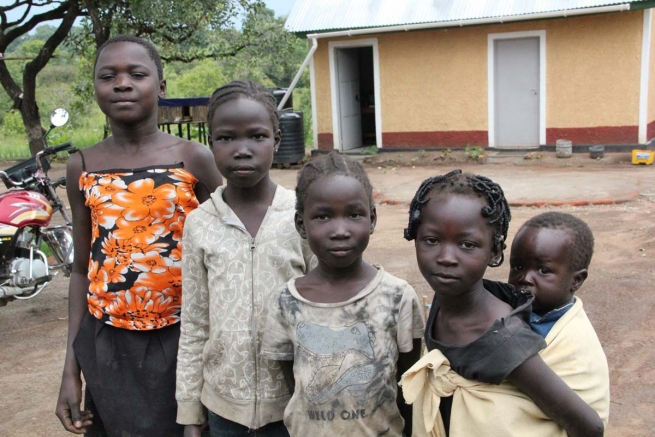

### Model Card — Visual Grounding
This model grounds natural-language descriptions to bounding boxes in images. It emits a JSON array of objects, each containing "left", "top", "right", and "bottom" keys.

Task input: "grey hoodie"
[{"left": 176, "top": 185, "right": 315, "bottom": 428}]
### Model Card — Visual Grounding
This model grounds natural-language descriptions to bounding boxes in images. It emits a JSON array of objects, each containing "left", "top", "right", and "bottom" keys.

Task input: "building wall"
[
  {"left": 313, "top": 10, "right": 643, "bottom": 149},
  {"left": 648, "top": 9, "right": 655, "bottom": 141},
  {"left": 313, "top": 41, "right": 334, "bottom": 150},
  {"left": 544, "top": 11, "right": 641, "bottom": 144}
]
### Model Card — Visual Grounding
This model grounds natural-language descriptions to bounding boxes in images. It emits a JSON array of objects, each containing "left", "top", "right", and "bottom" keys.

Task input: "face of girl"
[
  {"left": 210, "top": 98, "right": 280, "bottom": 189},
  {"left": 296, "top": 175, "right": 376, "bottom": 270},
  {"left": 508, "top": 227, "right": 583, "bottom": 315},
  {"left": 94, "top": 42, "right": 165, "bottom": 125},
  {"left": 415, "top": 193, "right": 500, "bottom": 297}
]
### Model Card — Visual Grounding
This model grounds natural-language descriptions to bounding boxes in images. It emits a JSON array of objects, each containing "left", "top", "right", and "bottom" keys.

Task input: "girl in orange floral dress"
[{"left": 55, "top": 35, "right": 222, "bottom": 437}]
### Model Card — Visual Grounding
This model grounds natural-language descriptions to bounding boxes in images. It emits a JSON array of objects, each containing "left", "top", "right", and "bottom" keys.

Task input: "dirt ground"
[
  {"left": 1, "top": 156, "right": 654, "bottom": 436},
  {"left": 361, "top": 148, "right": 638, "bottom": 168}
]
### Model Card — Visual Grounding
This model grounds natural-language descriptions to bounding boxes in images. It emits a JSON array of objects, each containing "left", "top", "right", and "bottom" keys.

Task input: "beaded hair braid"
[
  {"left": 206, "top": 80, "right": 280, "bottom": 147},
  {"left": 520, "top": 211, "right": 594, "bottom": 271},
  {"left": 94, "top": 35, "right": 164, "bottom": 80},
  {"left": 404, "top": 169, "right": 511, "bottom": 267},
  {"left": 296, "top": 152, "right": 374, "bottom": 215}
]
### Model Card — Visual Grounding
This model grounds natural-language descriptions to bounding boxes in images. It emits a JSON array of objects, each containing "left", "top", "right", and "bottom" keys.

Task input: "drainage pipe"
[{"left": 278, "top": 37, "right": 318, "bottom": 111}]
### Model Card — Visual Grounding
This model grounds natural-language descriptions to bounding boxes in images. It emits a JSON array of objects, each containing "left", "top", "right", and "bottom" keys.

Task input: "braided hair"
[
  {"left": 519, "top": 212, "right": 594, "bottom": 271},
  {"left": 404, "top": 169, "right": 511, "bottom": 267},
  {"left": 206, "top": 80, "right": 280, "bottom": 147},
  {"left": 296, "top": 152, "right": 374, "bottom": 215},
  {"left": 94, "top": 35, "right": 164, "bottom": 80}
]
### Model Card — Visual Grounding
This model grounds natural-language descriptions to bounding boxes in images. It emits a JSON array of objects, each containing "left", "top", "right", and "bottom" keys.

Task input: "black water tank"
[
  {"left": 274, "top": 111, "right": 305, "bottom": 165},
  {"left": 270, "top": 88, "right": 293, "bottom": 110}
]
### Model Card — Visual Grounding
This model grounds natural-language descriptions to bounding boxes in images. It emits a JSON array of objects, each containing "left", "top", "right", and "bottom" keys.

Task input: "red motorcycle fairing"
[{"left": 0, "top": 190, "right": 53, "bottom": 228}]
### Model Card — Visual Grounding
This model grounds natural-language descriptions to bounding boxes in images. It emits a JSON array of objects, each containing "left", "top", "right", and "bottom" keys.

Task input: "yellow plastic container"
[{"left": 631, "top": 149, "right": 655, "bottom": 165}]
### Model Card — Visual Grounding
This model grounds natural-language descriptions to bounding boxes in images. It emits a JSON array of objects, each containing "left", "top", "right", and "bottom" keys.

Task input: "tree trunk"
[
  {"left": 21, "top": 98, "right": 46, "bottom": 156},
  {"left": 0, "top": 1, "right": 79, "bottom": 156}
]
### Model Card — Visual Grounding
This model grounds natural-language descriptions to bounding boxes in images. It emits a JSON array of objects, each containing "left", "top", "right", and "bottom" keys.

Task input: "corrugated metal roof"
[{"left": 285, "top": 0, "right": 647, "bottom": 33}]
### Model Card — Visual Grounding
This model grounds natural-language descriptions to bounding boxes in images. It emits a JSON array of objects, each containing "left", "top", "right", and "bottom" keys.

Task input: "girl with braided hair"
[
  {"left": 175, "top": 80, "right": 315, "bottom": 437},
  {"left": 400, "top": 170, "right": 604, "bottom": 437}
]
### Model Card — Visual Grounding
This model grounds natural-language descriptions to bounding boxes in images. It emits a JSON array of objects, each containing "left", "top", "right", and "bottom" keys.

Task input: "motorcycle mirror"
[{"left": 50, "top": 108, "right": 69, "bottom": 127}]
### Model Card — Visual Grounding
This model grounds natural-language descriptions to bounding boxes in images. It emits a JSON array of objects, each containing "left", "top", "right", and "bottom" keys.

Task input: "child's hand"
[
  {"left": 55, "top": 373, "right": 93, "bottom": 433},
  {"left": 184, "top": 425, "right": 203, "bottom": 437}
]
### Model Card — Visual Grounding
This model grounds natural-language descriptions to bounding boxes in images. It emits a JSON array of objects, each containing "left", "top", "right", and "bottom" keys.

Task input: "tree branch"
[
  {"left": 24, "top": 0, "right": 79, "bottom": 75},
  {"left": 1, "top": 2, "right": 71, "bottom": 49},
  {"left": 22, "top": 0, "right": 79, "bottom": 112},
  {"left": 8, "top": 1, "right": 46, "bottom": 29},
  {"left": 0, "top": 57, "right": 22, "bottom": 101},
  {"left": 160, "top": 41, "right": 251, "bottom": 63}
]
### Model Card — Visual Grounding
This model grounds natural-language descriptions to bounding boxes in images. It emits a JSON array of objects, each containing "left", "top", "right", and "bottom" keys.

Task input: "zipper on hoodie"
[
  {"left": 222, "top": 200, "right": 274, "bottom": 429},
  {"left": 250, "top": 237, "right": 259, "bottom": 429},
  {"left": 224, "top": 220, "right": 260, "bottom": 429}
]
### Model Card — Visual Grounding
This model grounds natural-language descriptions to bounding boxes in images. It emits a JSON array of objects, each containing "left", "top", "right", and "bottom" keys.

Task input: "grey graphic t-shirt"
[{"left": 261, "top": 266, "right": 424, "bottom": 437}]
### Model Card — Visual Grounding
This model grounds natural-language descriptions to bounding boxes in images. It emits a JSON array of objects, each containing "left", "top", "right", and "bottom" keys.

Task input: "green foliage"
[
  {"left": 3, "top": 111, "right": 24, "bottom": 135},
  {"left": 294, "top": 84, "right": 313, "bottom": 147},
  {"left": 464, "top": 144, "right": 485, "bottom": 160},
  {"left": 362, "top": 145, "right": 379, "bottom": 155},
  {"left": 7, "top": 25, "right": 58, "bottom": 52},
  {"left": 18, "top": 39, "right": 46, "bottom": 57},
  {"left": 167, "top": 60, "right": 227, "bottom": 98},
  {"left": 226, "top": 8, "right": 308, "bottom": 87}
]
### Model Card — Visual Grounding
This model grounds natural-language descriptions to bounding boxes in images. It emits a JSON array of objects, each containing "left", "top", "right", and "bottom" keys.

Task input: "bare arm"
[
  {"left": 397, "top": 338, "right": 422, "bottom": 437},
  {"left": 507, "top": 354, "right": 604, "bottom": 437},
  {"left": 183, "top": 425, "right": 202, "bottom": 437},
  {"left": 186, "top": 142, "right": 222, "bottom": 203},
  {"left": 55, "top": 152, "right": 94, "bottom": 433}
]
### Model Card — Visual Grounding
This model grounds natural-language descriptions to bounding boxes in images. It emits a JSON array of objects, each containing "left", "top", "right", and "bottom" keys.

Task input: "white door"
[
  {"left": 494, "top": 38, "right": 540, "bottom": 148},
  {"left": 336, "top": 48, "right": 362, "bottom": 151}
]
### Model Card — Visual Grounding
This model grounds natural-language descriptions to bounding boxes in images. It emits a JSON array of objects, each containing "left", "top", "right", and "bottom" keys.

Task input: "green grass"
[
  {"left": 0, "top": 141, "right": 31, "bottom": 160},
  {"left": 0, "top": 107, "right": 106, "bottom": 160}
]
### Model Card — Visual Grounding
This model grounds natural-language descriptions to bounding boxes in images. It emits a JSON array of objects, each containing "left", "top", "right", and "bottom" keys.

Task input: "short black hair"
[
  {"left": 519, "top": 212, "right": 594, "bottom": 271},
  {"left": 404, "top": 169, "right": 511, "bottom": 267},
  {"left": 94, "top": 35, "right": 164, "bottom": 81},
  {"left": 206, "top": 80, "right": 279, "bottom": 147},
  {"left": 296, "top": 152, "right": 374, "bottom": 215}
]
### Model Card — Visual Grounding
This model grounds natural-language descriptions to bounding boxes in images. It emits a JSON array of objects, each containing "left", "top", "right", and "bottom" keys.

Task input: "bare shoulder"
[
  {"left": 180, "top": 139, "right": 214, "bottom": 164},
  {"left": 66, "top": 148, "right": 84, "bottom": 173},
  {"left": 66, "top": 140, "right": 104, "bottom": 174},
  {"left": 164, "top": 136, "right": 222, "bottom": 195},
  {"left": 487, "top": 292, "right": 513, "bottom": 319},
  {"left": 175, "top": 139, "right": 214, "bottom": 174},
  {"left": 158, "top": 134, "right": 211, "bottom": 164},
  {"left": 66, "top": 138, "right": 113, "bottom": 173}
]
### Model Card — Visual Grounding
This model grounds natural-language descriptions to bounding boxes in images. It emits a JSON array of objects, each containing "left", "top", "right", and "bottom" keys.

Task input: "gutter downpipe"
[
  {"left": 305, "top": 4, "right": 631, "bottom": 40},
  {"left": 278, "top": 37, "right": 318, "bottom": 111}
]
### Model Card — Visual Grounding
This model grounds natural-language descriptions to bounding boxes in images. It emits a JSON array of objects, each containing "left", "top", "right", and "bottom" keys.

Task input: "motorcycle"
[{"left": 0, "top": 108, "right": 77, "bottom": 305}]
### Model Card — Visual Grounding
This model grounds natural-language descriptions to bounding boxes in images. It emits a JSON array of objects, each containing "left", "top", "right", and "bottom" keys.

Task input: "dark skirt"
[{"left": 73, "top": 311, "right": 184, "bottom": 437}]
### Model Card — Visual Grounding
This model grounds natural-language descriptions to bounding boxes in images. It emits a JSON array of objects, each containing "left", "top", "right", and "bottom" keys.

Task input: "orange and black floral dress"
[{"left": 80, "top": 163, "right": 199, "bottom": 330}]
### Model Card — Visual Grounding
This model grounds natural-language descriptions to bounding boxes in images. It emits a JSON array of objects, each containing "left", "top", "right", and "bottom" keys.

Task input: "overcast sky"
[
  {"left": 265, "top": 0, "right": 296, "bottom": 17},
  {"left": 5, "top": 0, "right": 297, "bottom": 28}
]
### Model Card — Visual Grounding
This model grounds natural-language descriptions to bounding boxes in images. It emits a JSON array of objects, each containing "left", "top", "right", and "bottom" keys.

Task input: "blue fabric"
[
  {"left": 207, "top": 412, "right": 289, "bottom": 437},
  {"left": 158, "top": 97, "right": 209, "bottom": 107},
  {"left": 530, "top": 298, "right": 576, "bottom": 338}
]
